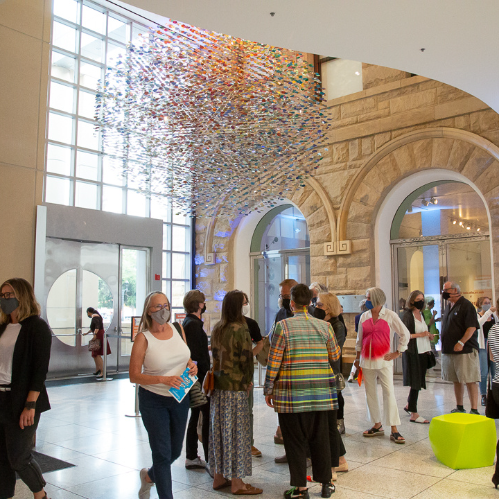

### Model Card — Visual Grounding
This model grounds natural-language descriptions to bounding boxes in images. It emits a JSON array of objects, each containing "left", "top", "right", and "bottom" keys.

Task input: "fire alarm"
[{"left": 154, "top": 274, "right": 161, "bottom": 280}]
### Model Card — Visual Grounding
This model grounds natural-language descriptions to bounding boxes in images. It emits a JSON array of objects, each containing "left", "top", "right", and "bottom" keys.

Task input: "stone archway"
[{"left": 337, "top": 127, "right": 499, "bottom": 295}]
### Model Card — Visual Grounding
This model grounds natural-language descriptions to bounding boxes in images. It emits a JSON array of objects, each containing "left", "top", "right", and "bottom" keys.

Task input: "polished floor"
[{"left": 13, "top": 377, "right": 499, "bottom": 499}]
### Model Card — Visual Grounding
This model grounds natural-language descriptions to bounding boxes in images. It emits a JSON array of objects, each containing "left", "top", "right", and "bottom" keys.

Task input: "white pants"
[{"left": 363, "top": 364, "right": 401, "bottom": 427}]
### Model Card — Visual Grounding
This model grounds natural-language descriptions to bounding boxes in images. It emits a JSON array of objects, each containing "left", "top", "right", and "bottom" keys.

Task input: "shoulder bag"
[
  {"left": 172, "top": 322, "right": 208, "bottom": 408},
  {"left": 256, "top": 335, "right": 270, "bottom": 367},
  {"left": 88, "top": 337, "right": 101, "bottom": 352},
  {"left": 486, "top": 376, "right": 499, "bottom": 419}
]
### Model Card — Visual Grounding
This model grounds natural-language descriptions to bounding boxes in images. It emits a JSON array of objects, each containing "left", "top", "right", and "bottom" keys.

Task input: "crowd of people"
[{"left": 1, "top": 275, "right": 499, "bottom": 499}]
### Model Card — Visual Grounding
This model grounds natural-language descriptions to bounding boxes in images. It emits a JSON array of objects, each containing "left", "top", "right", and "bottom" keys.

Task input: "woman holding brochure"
[
  {"left": 209, "top": 290, "right": 263, "bottom": 495},
  {"left": 130, "top": 291, "right": 198, "bottom": 499}
]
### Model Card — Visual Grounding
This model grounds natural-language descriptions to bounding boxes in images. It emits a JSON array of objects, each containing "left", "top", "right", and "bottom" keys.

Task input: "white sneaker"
[
  {"left": 138, "top": 468, "right": 153, "bottom": 499},
  {"left": 185, "top": 456, "right": 206, "bottom": 469}
]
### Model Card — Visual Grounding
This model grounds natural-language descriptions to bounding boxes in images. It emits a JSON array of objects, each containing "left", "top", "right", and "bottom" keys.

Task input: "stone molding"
[{"left": 337, "top": 127, "right": 499, "bottom": 242}]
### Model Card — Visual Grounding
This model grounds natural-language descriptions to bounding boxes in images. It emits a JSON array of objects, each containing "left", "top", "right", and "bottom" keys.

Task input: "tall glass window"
[{"left": 46, "top": 0, "right": 193, "bottom": 297}]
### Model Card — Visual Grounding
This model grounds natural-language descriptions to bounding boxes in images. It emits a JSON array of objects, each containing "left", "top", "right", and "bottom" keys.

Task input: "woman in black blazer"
[
  {"left": 0, "top": 278, "right": 52, "bottom": 499},
  {"left": 401, "top": 290, "right": 434, "bottom": 424}
]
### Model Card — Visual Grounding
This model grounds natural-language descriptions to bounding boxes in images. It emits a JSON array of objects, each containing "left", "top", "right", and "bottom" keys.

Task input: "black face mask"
[
  {"left": 413, "top": 300, "right": 425, "bottom": 310},
  {"left": 313, "top": 308, "right": 326, "bottom": 320},
  {"left": 442, "top": 291, "right": 450, "bottom": 300},
  {"left": 201, "top": 304, "right": 207, "bottom": 314},
  {"left": 282, "top": 298, "right": 291, "bottom": 310},
  {"left": 311, "top": 297, "right": 317, "bottom": 306}
]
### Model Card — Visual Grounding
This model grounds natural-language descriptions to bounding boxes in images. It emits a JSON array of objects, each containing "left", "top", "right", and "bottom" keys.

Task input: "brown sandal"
[
  {"left": 213, "top": 479, "right": 232, "bottom": 490},
  {"left": 232, "top": 484, "right": 263, "bottom": 495}
]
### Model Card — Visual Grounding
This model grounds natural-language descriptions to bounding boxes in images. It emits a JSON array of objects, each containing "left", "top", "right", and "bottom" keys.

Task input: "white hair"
[
  {"left": 366, "top": 287, "right": 386, "bottom": 308},
  {"left": 309, "top": 282, "right": 328, "bottom": 293}
]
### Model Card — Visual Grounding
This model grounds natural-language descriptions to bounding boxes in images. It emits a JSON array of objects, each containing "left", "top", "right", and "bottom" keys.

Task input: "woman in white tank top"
[{"left": 129, "top": 291, "right": 198, "bottom": 499}]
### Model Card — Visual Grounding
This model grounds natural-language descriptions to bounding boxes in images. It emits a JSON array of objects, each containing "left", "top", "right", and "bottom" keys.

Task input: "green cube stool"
[{"left": 429, "top": 413, "right": 496, "bottom": 469}]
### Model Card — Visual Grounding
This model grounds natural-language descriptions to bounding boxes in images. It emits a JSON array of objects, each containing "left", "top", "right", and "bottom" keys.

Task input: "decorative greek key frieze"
[
  {"left": 205, "top": 253, "right": 216, "bottom": 265},
  {"left": 324, "top": 240, "right": 352, "bottom": 256}
]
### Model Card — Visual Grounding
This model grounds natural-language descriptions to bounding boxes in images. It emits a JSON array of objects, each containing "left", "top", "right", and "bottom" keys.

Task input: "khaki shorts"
[{"left": 441, "top": 351, "right": 480, "bottom": 384}]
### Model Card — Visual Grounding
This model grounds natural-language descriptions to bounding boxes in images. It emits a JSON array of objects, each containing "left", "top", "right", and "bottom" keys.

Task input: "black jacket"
[
  {"left": 182, "top": 314, "right": 210, "bottom": 383},
  {"left": 401, "top": 310, "right": 426, "bottom": 391},
  {"left": 328, "top": 316, "right": 345, "bottom": 374},
  {"left": 0, "top": 315, "right": 52, "bottom": 420}
]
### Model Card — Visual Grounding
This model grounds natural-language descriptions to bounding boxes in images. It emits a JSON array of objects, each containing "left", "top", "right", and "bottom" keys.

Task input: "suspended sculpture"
[{"left": 97, "top": 20, "right": 330, "bottom": 217}]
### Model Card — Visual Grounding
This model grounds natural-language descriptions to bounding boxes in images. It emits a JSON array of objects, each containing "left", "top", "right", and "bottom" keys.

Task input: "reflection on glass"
[
  {"left": 82, "top": 5, "right": 106, "bottom": 34},
  {"left": 162, "top": 251, "right": 171, "bottom": 279},
  {"left": 81, "top": 33, "right": 104, "bottom": 62},
  {"left": 76, "top": 150, "right": 99, "bottom": 180},
  {"left": 121, "top": 248, "right": 148, "bottom": 355},
  {"left": 287, "top": 254, "right": 310, "bottom": 284},
  {"left": 172, "top": 225, "right": 189, "bottom": 252},
  {"left": 51, "top": 51, "right": 76, "bottom": 82},
  {"left": 78, "top": 90, "right": 98, "bottom": 119},
  {"left": 172, "top": 281, "right": 188, "bottom": 308},
  {"left": 53, "top": 22, "right": 77, "bottom": 53},
  {"left": 77, "top": 119, "right": 99, "bottom": 150},
  {"left": 261, "top": 205, "right": 309, "bottom": 252},
  {"left": 102, "top": 156, "right": 124, "bottom": 185},
  {"left": 46, "top": 176, "right": 71, "bottom": 205},
  {"left": 127, "top": 190, "right": 147, "bottom": 217},
  {"left": 75, "top": 181, "right": 98, "bottom": 209},
  {"left": 172, "top": 253, "right": 189, "bottom": 280},
  {"left": 80, "top": 62, "right": 102, "bottom": 90},
  {"left": 102, "top": 185, "right": 123, "bottom": 213},
  {"left": 81, "top": 270, "right": 114, "bottom": 346},
  {"left": 48, "top": 112, "right": 73, "bottom": 144},
  {"left": 53, "top": 0, "right": 79, "bottom": 23},
  {"left": 50, "top": 81, "right": 75, "bottom": 113},
  {"left": 47, "top": 269, "right": 77, "bottom": 346},
  {"left": 108, "top": 16, "right": 129, "bottom": 43},
  {"left": 47, "top": 144, "right": 72, "bottom": 176}
]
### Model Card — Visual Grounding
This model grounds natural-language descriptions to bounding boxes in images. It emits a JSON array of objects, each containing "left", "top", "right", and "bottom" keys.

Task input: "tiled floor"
[{"left": 13, "top": 377, "right": 499, "bottom": 498}]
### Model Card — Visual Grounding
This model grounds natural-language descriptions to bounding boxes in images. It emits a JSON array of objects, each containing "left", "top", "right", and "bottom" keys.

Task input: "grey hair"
[
  {"left": 448, "top": 282, "right": 461, "bottom": 293},
  {"left": 366, "top": 287, "right": 386, "bottom": 308},
  {"left": 359, "top": 298, "right": 367, "bottom": 311},
  {"left": 309, "top": 282, "right": 328, "bottom": 293}
]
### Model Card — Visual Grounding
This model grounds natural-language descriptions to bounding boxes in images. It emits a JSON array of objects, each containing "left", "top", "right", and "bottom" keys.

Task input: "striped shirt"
[
  {"left": 264, "top": 311, "right": 340, "bottom": 413},
  {"left": 487, "top": 324, "right": 499, "bottom": 384}
]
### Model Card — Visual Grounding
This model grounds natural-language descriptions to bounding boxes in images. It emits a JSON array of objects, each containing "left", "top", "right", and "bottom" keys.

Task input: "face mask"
[
  {"left": 365, "top": 300, "right": 374, "bottom": 310},
  {"left": 313, "top": 308, "right": 326, "bottom": 320},
  {"left": 151, "top": 308, "right": 170, "bottom": 325},
  {"left": 311, "top": 297, "right": 317, "bottom": 306},
  {"left": 282, "top": 298, "right": 291, "bottom": 310},
  {"left": 201, "top": 304, "right": 206, "bottom": 314},
  {"left": 414, "top": 300, "right": 425, "bottom": 310},
  {"left": 442, "top": 291, "right": 450, "bottom": 300},
  {"left": 482, "top": 304, "right": 491, "bottom": 312},
  {"left": 242, "top": 304, "right": 250, "bottom": 316},
  {"left": 0, "top": 297, "right": 19, "bottom": 315}
]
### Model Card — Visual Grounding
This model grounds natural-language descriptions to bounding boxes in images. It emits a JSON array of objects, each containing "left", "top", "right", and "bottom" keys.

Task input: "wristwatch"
[
  {"left": 25, "top": 401, "right": 36, "bottom": 410},
  {"left": 457, "top": 340, "right": 465, "bottom": 347}
]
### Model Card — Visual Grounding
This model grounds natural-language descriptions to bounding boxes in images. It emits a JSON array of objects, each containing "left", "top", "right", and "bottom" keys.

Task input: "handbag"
[
  {"left": 256, "top": 336, "right": 270, "bottom": 367},
  {"left": 202, "top": 369, "right": 215, "bottom": 397},
  {"left": 189, "top": 381, "right": 208, "bottom": 409},
  {"left": 335, "top": 373, "right": 346, "bottom": 391},
  {"left": 88, "top": 338, "right": 101, "bottom": 352},
  {"left": 427, "top": 351, "right": 437, "bottom": 369},
  {"left": 486, "top": 377, "right": 499, "bottom": 419}
]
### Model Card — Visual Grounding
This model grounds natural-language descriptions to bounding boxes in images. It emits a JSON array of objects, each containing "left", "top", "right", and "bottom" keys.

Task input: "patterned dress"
[{"left": 209, "top": 322, "right": 253, "bottom": 479}]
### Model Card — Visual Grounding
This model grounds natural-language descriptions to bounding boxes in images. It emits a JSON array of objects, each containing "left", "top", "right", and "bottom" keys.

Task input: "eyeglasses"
[
  {"left": 0, "top": 292, "right": 15, "bottom": 299},
  {"left": 279, "top": 294, "right": 291, "bottom": 299},
  {"left": 149, "top": 304, "right": 170, "bottom": 312}
]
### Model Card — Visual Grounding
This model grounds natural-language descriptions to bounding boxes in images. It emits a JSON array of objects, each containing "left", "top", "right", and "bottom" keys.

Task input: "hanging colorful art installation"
[{"left": 97, "top": 20, "right": 330, "bottom": 217}]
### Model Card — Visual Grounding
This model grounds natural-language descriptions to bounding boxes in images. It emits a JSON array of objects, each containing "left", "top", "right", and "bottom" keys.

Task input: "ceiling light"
[
  {"left": 355, "top": 71, "right": 360, "bottom": 75},
  {"left": 452, "top": 219, "right": 457, "bottom": 225},
  {"left": 466, "top": 225, "right": 471, "bottom": 230},
  {"left": 430, "top": 197, "right": 438, "bottom": 205},
  {"left": 459, "top": 221, "right": 463, "bottom": 226},
  {"left": 422, "top": 198, "right": 429, "bottom": 207},
  {"left": 477, "top": 227, "right": 481, "bottom": 232}
]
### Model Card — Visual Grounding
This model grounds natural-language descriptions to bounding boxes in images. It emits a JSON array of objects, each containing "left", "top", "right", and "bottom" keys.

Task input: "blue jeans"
[
  {"left": 479, "top": 346, "right": 496, "bottom": 395},
  {"left": 139, "top": 387, "right": 190, "bottom": 499}
]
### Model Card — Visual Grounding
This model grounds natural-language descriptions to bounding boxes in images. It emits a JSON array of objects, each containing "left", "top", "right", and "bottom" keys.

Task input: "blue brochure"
[{"left": 169, "top": 368, "right": 198, "bottom": 403}]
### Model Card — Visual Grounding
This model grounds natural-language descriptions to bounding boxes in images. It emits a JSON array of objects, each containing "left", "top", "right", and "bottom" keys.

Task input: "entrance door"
[{"left": 44, "top": 238, "right": 149, "bottom": 378}]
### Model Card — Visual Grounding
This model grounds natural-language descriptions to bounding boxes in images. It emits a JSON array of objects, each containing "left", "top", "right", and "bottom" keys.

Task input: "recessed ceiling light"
[{"left": 355, "top": 71, "right": 360, "bottom": 76}]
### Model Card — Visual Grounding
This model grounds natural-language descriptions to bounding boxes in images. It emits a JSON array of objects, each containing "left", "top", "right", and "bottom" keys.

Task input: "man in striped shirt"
[{"left": 264, "top": 284, "right": 340, "bottom": 499}]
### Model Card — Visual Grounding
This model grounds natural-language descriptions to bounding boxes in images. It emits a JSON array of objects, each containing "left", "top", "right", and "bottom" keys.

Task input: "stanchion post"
[
  {"left": 125, "top": 384, "right": 141, "bottom": 418},
  {"left": 97, "top": 330, "right": 113, "bottom": 381}
]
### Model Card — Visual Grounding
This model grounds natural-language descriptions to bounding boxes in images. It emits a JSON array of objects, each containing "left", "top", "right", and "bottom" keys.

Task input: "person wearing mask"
[
  {"left": 314, "top": 292, "right": 349, "bottom": 477},
  {"left": 0, "top": 278, "right": 52, "bottom": 499},
  {"left": 130, "top": 291, "right": 198, "bottom": 499},
  {"left": 486, "top": 304, "right": 499, "bottom": 488},
  {"left": 401, "top": 290, "right": 434, "bottom": 424},
  {"left": 422, "top": 296, "right": 440, "bottom": 356},
  {"left": 265, "top": 284, "right": 339, "bottom": 499},
  {"left": 348, "top": 299, "right": 367, "bottom": 383},
  {"left": 84, "top": 307, "right": 111, "bottom": 377},
  {"left": 209, "top": 290, "right": 262, "bottom": 495},
  {"left": 354, "top": 287, "right": 410, "bottom": 444},
  {"left": 182, "top": 290, "right": 211, "bottom": 471},
  {"left": 242, "top": 292, "right": 264, "bottom": 457},
  {"left": 309, "top": 282, "right": 328, "bottom": 308},
  {"left": 476, "top": 297, "right": 497, "bottom": 407},
  {"left": 440, "top": 282, "right": 480, "bottom": 414}
]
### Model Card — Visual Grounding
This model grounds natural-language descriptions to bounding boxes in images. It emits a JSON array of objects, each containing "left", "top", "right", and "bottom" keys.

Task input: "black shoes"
[
  {"left": 93, "top": 370, "right": 101, "bottom": 376},
  {"left": 482, "top": 395, "right": 487, "bottom": 407},
  {"left": 321, "top": 482, "right": 335, "bottom": 497}
]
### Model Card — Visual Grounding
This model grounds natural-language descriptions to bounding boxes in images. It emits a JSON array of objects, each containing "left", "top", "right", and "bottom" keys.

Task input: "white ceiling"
[{"left": 117, "top": 0, "right": 499, "bottom": 114}]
